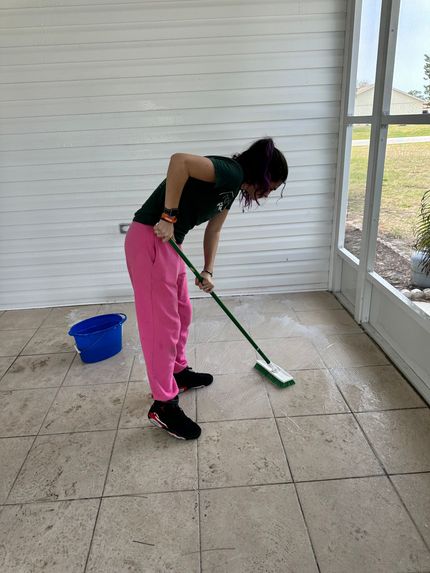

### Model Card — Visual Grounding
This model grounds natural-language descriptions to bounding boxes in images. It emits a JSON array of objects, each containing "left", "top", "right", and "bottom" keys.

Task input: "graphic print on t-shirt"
[{"left": 217, "top": 190, "right": 236, "bottom": 211}]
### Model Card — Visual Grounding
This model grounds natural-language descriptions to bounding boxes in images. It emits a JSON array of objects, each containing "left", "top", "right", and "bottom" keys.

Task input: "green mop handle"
[{"left": 169, "top": 238, "right": 271, "bottom": 365}]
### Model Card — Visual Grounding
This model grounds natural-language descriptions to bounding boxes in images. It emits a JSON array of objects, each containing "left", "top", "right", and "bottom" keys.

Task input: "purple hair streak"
[{"left": 232, "top": 138, "right": 288, "bottom": 209}]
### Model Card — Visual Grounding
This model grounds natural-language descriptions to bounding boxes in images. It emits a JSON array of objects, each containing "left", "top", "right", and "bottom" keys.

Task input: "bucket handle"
[{"left": 70, "top": 313, "right": 127, "bottom": 337}]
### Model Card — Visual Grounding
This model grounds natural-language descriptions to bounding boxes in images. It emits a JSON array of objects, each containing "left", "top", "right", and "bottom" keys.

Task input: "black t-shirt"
[{"left": 133, "top": 155, "right": 244, "bottom": 244}]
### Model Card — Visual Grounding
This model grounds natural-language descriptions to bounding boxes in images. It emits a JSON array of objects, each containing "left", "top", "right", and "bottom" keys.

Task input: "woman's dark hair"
[{"left": 233, "top": 138, "right": 288, "bottom": 208}]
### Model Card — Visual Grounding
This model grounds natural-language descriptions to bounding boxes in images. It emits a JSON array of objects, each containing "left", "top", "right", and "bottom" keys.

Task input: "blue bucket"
[{"left": 68, "top": 313, "right": 127, "bottom": 363}]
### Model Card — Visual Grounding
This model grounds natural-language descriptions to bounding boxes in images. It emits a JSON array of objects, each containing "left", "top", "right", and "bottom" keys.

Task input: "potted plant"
[{"left": 411, "top": 189, "right": 430, "bottom": 288}]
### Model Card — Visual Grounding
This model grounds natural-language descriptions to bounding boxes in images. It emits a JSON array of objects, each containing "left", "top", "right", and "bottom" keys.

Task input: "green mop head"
[{"left": 254, "top": 359, "right": 295, "bottom": 389}]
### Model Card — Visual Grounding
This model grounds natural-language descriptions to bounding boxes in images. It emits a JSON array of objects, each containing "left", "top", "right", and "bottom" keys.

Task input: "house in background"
[{"left": 355, "top": 84, "right": 426, "bottom": 115}]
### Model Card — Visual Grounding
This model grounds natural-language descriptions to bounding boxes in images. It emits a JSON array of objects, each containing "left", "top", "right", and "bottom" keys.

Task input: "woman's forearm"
[{"left": 203, "top": 228, "right": 221, "bottom": 274}]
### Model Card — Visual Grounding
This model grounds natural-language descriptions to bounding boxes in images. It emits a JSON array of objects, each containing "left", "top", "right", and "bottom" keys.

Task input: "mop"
[{"left": 169, "top": 239, "right": 295, "bottom": 388}]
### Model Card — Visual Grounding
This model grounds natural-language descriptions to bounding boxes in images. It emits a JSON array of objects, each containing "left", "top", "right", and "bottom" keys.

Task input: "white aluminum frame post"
[
  {"left": 355, "top": 0, "right": 399, "bottom": 323},
  {"left": 330, "top": 0, "right": 430, "bottom": 400}
]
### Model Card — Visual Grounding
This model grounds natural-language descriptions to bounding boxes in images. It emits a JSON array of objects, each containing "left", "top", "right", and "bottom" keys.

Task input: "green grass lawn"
[
  {"left": 352, "top": 124, "right": 430, "bottom": 139},
  {"left": 347, "top": 140, "right": 430, "bottom": 245}
]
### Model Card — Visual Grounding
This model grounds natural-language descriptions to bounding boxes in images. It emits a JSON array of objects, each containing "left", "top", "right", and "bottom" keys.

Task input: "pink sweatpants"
[{"left": 124, "top": 221, "right": 192, "bottom": 401}]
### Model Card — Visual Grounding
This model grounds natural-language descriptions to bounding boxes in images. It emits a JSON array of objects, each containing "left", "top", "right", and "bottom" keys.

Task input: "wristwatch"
[{"left": 163, "top": 207, "right": 179, "bottom": 217}]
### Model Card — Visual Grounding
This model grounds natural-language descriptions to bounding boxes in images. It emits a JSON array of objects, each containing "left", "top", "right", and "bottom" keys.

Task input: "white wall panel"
[
  {"left": 339, "top": 257, "right": 358, "bottom": 313},
  {"left": 0, "top": 103, "right": 342, "bottom": 134},
  {"left": 368, "top": 286, "right": 430, "bottom": 402},
  {"left": 1, "top": 14, "right": 345, "bottom": 47},
  {"left": 0, "top": 0, "right": 346, "bottom": 308},
  {"left": 1, "top": 118, "right": 340, "bottom": 151},
  {"left": 1, "top": 33, "right": 344, "bottom": 66}
]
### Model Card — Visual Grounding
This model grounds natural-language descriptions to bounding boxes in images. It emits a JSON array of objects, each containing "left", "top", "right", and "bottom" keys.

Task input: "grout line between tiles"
[
  {"left": 194, "top": 348, "right": 203, "bottom": 573},
  {"left": 19, "top": 349, "right": 77, "bottom": 356},
  {"left": 354, "top": 406, "right": 430, "bottom": 414},
  {"left": 0, "top": 356, "right": 21, "bottom": 384},
  {"left": 0, "top": 482, "right": 292, "bottom": 508},
  {"left": 328, "top": 375, "right": 391, "bottom": 473},
  {"left": 62, "top": 377, "right": 133, "bottom": 388},
  {"left": 197, "top": 407, "right": 429, "bottom": 423},
  {"left": 0, "top": 472, "right": 423, "bottom": 507},
  {"left": 0, "top": 379, "right": 129, "bottom": 393},
  {"left": 1, "top": 428, "right": 121, "bottom": 439},
  {"left": 263, "top": 375, "right": 322, "bottom": 572},
  {"left": 293, "top": 474, "right": 390, "bottom": 485},
  {"left": 4, "top": 408, "right": 428, "bottom": 439},
  {"left": 83, "top": 348, "right": 134, "bottom": 573},
  {"left": 0, "top": 330, "right": 37, "bottom": 361},
  {"left": 38, "top": 307, "right": 59, "bottom": 328},
  {"left": 0, "top": 327, "right": 41, "bottom": 334},
  {"left": 389, "top": 470, "right": 430, "bottom": 476},
  {"left": 118, "top": 473, "right": 428, "bottom": 494},
  {"left": 1, "top": 403, "right": 427, "bottom": 433},
  {"left": 282, "top": 406, "right": 429, "bottom": 416},
  {"left": 388, "top": 475, "right": 430, "bottom": 554},
  {"left": 329, "top": 370, "right": 430, "bottom": 553},
  {"left": 18, "top": 312, "right": 58, "bottom": 355},
  {"left": 115, "top": 406, "right": 428, "bottom": 428},
  {"left": 272, "top": 415, "right": 322, "bottom": 572},
  {"left": 2, "top": 348, "right": 76, "bottom": 506}
]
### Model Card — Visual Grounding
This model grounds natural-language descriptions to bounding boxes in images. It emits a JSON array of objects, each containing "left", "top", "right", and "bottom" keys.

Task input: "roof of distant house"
[
  {"left": 356, "top": 84, "right": 425, "bottom": 103},
  {"left": 356, "top": 84, "right": 374, "bottom": 95}
]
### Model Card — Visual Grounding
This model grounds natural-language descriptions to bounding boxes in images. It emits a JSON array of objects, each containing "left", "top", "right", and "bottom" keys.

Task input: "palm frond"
[{"left": 414, "top": 189, "right": 430, "bottom": 275}]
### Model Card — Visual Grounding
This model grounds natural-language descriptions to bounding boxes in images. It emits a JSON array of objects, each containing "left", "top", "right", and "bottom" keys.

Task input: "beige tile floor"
[{"left": 0, "top": 292, "right": 429, "bottom": 572}]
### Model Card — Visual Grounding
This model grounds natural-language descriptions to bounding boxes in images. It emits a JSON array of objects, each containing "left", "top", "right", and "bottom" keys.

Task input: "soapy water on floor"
[{"left": 65, "top": 304, "right": 341, "bottom": 391}]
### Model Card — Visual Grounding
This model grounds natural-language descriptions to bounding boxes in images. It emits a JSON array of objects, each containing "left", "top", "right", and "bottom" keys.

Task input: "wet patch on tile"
[{"left": 1, "top": 353, "right": 74, "bottom": 390}]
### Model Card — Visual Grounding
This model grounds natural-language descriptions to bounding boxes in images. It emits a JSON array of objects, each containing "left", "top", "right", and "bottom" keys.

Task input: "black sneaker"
[
  {"left": 174, "top": 366, "right": 213, "bottom": 393},
  {"left": 148, "top": 400, "right": 201, "bottom": 440}
]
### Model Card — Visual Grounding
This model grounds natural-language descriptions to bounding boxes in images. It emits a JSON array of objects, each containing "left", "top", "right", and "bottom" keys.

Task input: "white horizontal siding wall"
[{"left": 0, "top": 0, "right": 347, "bottom": 309}]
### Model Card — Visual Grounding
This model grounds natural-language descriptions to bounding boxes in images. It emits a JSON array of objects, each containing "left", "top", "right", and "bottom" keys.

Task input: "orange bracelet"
[{"left": 160, "top": 212, "right": 177, "bottom": 224}]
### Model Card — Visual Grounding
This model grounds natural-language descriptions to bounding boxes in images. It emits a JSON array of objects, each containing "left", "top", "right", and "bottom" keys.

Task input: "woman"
[{"left": 125, "top": 138, "right": 288, "bottom": 440}]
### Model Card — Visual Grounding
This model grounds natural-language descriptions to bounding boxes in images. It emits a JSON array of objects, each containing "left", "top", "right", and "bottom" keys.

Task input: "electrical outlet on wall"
[{"left": 119, "top": 223, "right": 130, "bottom": 234}]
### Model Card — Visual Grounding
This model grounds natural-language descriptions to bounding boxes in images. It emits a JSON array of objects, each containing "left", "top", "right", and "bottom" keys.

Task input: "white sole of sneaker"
[{"left": 178, "top": 385, "right": 206, "bottom": 394}]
